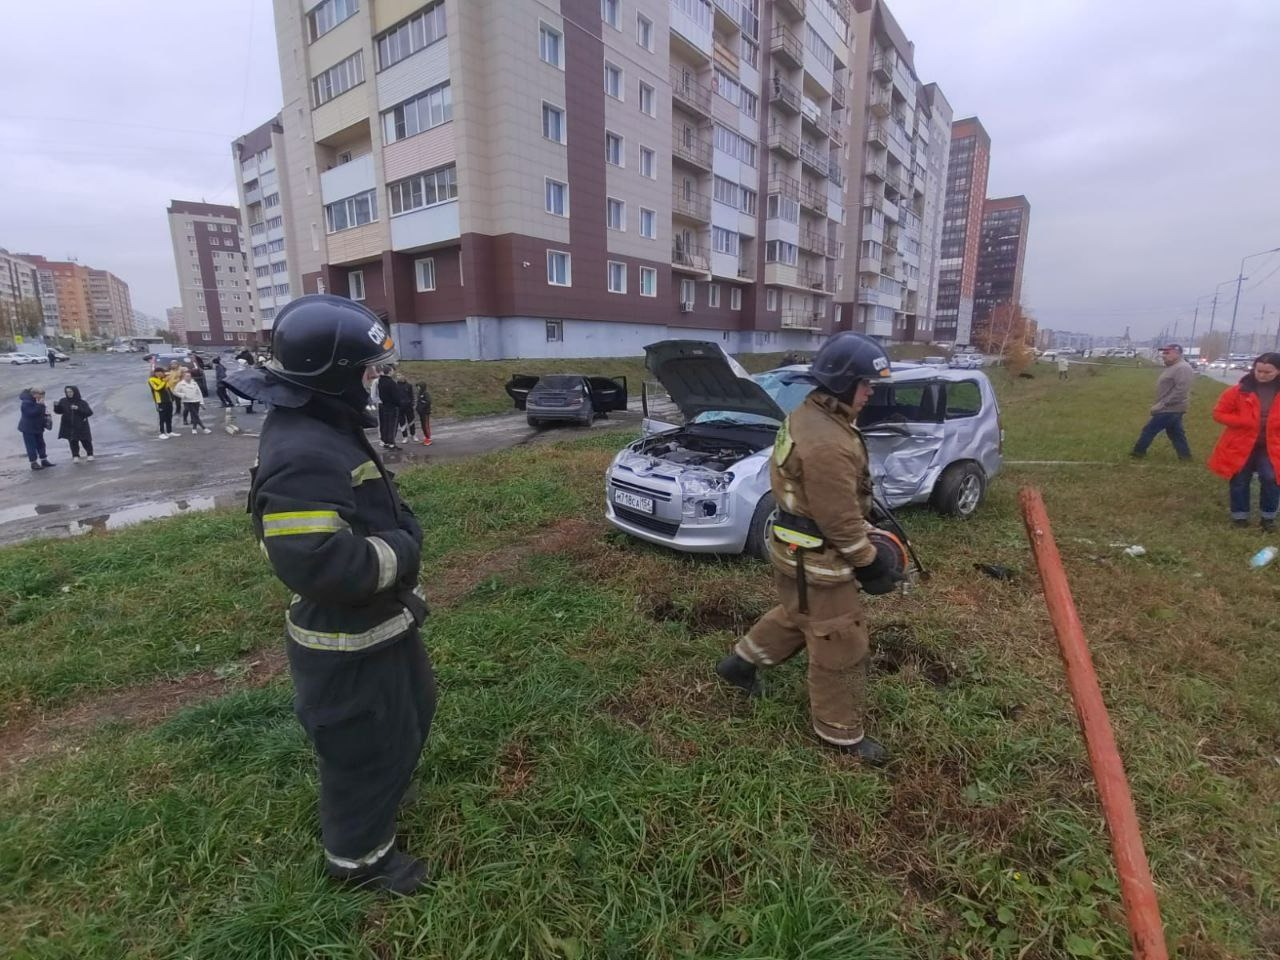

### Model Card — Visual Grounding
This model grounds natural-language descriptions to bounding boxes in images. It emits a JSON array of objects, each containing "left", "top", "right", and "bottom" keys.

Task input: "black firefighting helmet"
[
  {"left": 265, "top": 295, "right": 396, "bottom": 396},
  {"left": 809, "top": 332, "right": 891, "bottom": 396}
]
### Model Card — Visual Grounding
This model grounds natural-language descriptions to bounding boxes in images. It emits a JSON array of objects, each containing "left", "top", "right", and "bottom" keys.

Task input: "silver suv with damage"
[{"left": 604, "top": 340, "right": 1003, "bottom": 556}]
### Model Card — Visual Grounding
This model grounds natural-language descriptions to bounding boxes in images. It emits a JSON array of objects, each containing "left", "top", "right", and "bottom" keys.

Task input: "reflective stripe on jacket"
[
  {"left": 250, "top": 397, "right": 428, "bottom": 654},
  {"left": 767, "top": 391, "right": 877, "bottom": 584}
]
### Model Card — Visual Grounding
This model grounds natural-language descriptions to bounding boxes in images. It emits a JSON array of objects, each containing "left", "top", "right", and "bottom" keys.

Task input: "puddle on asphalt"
[{"left": 1, "top": 491, "right": 248, "bottom": 540}]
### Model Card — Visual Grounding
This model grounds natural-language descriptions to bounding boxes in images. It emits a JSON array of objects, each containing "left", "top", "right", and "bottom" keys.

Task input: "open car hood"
[{"left": 644, "top": 340, "right": 786, "bottom": 423}]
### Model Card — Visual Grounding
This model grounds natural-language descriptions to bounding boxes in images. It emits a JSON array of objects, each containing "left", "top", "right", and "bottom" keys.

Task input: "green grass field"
[{"left": 1, "top": 365, "right": 1276, "bottom": 959}]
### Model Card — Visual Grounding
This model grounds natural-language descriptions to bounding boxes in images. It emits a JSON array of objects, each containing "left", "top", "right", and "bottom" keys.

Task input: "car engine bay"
[{"left": 632, "top": 429, "right": 766, "bottom": 472}]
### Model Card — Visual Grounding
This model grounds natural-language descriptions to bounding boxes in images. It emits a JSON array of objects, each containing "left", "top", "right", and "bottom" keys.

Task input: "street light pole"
[{"left": 1227, "top": 246, "right": 1280, "bottom": 359}]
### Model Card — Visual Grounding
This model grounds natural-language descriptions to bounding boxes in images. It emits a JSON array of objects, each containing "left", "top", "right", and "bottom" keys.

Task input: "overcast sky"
[{"left": 3, "top": 0, "right": 1278, "bottom": 339}]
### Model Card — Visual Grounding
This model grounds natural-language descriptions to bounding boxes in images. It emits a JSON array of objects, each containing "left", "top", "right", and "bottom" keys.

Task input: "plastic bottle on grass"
[{"left": 1249, "top": 546, "right": 1277, "bottom": 569}]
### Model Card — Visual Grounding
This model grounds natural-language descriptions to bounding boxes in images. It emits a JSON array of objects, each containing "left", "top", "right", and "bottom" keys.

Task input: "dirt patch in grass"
[
  {"left": 601, "top": 664, "right": 745, "bottom": 730},
  {"left": 872, "top": 620, "right": 958, "bottom": 687},
  {"left": 0, "top": 649, "right": 284, "bottom": 780},
  {"left": 494, "top": 738, "right": 536, "bottom": 798},
  {"left": 0, "top": 517, "right": 610, "bottom": 778}
]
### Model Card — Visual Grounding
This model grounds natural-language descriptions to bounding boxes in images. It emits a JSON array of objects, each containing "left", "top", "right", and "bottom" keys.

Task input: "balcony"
[
  {"left": 737, "top": 256, "right": 755, "bottom": 280},
  {"left": 768, "top": 123, "right": 799, "bottom": 158},
  {"left": 798, "top": 268, "right": 825, "bottom": 290},
  {"left": 799, "top": 141, "right": 828, "bottom": 176},
  {"left": 866, "top": 120, "right": 887, "bottom": 147},
  {"left": 769, "top": 76, "right": 801, "bottom": 114},
  {"left": 862, "top": 191, "right": 884, "bottom": 212},
  {"left": 859, "top": 256, "right": 881, "bottom": 275},
  {"left": 769, "top": 25, "right": 802, "bottom": 68},
  {"left": 828, "top": 163, "right": 845, "bottom": 188},
  {"left": 801, "top": 107, "right": 830, "bottom": 139},
  {"left": 774, "top": 0, "right": 805, "bottom": 22},
  {"left": 865, "top": 159, "right": 887, "bottom": 181},
  {"left": 831, "top": 76, "right": 847, "bottom": 109},
  {"left": 798, "top": 182, "right": 827, "bottom": 216},
  {"left": 857, "top": 286, "right": 879, "bottom": 305},
  {"left": 673, "top": 130, "right": 713, "bottom": 170},
  {"left": 799, "top": 231, "right": 826, "bottom": 256},
  {"left": 768, "top": 171, "right": 799, "bottom": 200},
  {"left": 872, "top": 53, "right": 893, "bottom": 81},
  {"left": 672, "top": 187, "right": 712, "bottom": 222},
  {"left": 671, "top": 66, "right": 712, "bottom": 118},
  {"left": 830, "top": 125, "right": 844, "bottom": 149},
  {"left": 869, "top": 86, "right": 892, "bottom": 118},
  {"left": 780, "top": 308, "right": 822, "bottom": 330},
  {"left": 672, "top": 239, "right": 710, "bottom": 273}
]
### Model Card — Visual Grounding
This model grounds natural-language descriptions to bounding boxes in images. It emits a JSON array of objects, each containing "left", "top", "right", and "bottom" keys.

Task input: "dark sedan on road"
[{"left": 506, "top": 373, "right": 628, "bottom": 427}]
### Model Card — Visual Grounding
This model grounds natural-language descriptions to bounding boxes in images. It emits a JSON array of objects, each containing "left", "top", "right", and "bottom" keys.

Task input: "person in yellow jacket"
[
  {"left": 716, "top": 332, "right": 902, "bottom": 764},
  {"left": 147, "top": 369, "right": 176, "bottom": 439}
]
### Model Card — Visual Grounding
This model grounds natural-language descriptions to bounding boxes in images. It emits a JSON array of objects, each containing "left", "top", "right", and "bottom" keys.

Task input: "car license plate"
[{"left": 613, "top": 489, "right": 655, "bottom": 514}]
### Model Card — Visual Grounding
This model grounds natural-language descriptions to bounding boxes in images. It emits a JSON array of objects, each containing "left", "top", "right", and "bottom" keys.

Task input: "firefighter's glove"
[{"left": 855, "top": 554, "right": 904, "bottom": 596}]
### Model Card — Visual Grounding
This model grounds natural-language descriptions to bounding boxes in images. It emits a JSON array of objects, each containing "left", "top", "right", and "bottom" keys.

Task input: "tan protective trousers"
[{"left": 735, "top": 570, "right": 869, "bottom": 746}]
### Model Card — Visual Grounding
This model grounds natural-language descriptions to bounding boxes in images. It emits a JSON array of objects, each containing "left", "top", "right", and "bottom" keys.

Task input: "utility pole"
[
  {"left": 1189, "top": 302, "right": 1199, "bottom": 347},
  {"left": 1228, "top": 246, "right": 1280, "bottom": 359}
]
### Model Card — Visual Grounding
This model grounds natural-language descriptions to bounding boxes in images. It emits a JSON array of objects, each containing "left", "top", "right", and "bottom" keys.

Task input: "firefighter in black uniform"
[{"left": 227, "top": 295, "right": 435, "bottom": 895}]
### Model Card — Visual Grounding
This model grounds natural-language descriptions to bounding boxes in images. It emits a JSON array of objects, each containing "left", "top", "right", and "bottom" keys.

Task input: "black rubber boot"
[
  {"left": 715, "top": 653, "right": 761, "bottom": 697},
  {"left": 327, "top": 849, "right": 429, "bottom": 896},
  {"left": 820, "top": 734, "right": 888, "bottom": 766}
]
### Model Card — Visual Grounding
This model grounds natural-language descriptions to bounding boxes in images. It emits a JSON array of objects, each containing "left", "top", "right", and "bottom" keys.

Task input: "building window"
[
  {"left": 605, "top": 131, "right": 623, "bottom": 165},
  {"left": 546, "top": 319, "right": 563, "bottom": 342},
  {"left": 267, "top": 215, "right": 283, "bottom": 229},
  {"left": 382, "top": 81, "right": 452, "bottom": 142},
  {"left": 547, "top": 250, "right": 571, "bottom": 286},
  {"left": 680, "top": 278, "right": 695, "bottom": 304},
  {"left": 712, "top": 226, "right": 740, "bottom": 256},
  {"left": 255, "top": 265, "right": 272, "bottom": 278},
  {"left": 375, "top": 0, "right": 446, "bottom": 70},
  {"left": 601, "top": 0, "right": 619, "bottom": 29},
  {"left": 545, "top": 178, "right": 569, "bottom": 217},
  {"left": 607, "top": 261, "right": 626, "bottom": 294},
  {"left": 539, "top": 23, "right": 563, "bottom": 67},
  {"left": 639, "top": 207, "right": 656, "bottom": 239},
  {"left": 640, "top": 266, "right": 657, "bottom": 297},
  {"left": 201, "top": 332, "right": 211, "bottom": 341},
  {"left": 415, "top": 258, "right": 436, "bottom": 291},
  {"left": 741, "top": 188, "right": 757, "bottom": 216},
  {"left": 325, "top": 188, "right": 377, "bottom": 233},
  {"left": 604, "top": 62, "right": 622, "bottom": 99},
  {"left": 348, "top": 270, "right": 365, "bottom": 301},
  {"left": 731, "top": 287, "right": 742, "bottom": 310},
  {"left": 388, "top": 164, "right": 458, "bottom": 215},
  {"left": 274, "top": 284, "right": 290, "bottom": 296},
  {"left": 264, "top": 193, "right": 280, "bottom": 208},
  {"left": 766, "top": 288, "right": 778, "bottom": 310},
  {"left": 606, "top": 197, "right": 625, "bottom": 231},
  {"left": 542, "top": 103, "right": 566, "bottom": 144},
  {"left": 637, "top": 13, "right": 653, "bottom": 50},
  {"left": 709, "top": 284, "right": 721, "bottom": 308},
  {"left": 311, "top": 51, "right": 364, "bottom": 107},
  {"left": 639, "top": 146, "right": 655, "bottom": 178},
  {"left": 639, "top": 82, "right": 655, "bottom": 117},
  {"left": 221, "top": 224, "right": 233, "bottom": 232}
]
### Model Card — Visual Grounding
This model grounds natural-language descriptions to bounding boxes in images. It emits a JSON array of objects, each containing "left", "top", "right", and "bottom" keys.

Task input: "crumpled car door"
[{"left": 858, "top": 382, "right": 945, "bottom": 507}]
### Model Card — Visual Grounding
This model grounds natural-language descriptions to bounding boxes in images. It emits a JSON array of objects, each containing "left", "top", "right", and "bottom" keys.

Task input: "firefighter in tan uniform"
[{"left": 716, "top": 333, "right": 902, "bottom": 764}]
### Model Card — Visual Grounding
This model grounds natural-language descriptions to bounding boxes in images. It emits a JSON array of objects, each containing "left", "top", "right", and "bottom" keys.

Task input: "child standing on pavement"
[
  {"left": 173, "top": 370, "right": 211, "bottom": 435},
  {"left": 415, "top": 382, "right": 432, "bottom": 446}
]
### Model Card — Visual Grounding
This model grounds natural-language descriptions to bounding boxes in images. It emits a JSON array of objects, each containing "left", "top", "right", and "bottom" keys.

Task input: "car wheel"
[
  {"left": 747, "top": 492, "right": 777, "bottom": 559},
  {"left": 578, "top": 400, "right": 594, "bottom": 426},
  {"left": 527, "top": 416, "right": 542, "bottom": 428},
  {"left": 931, "top": 462, "right": 986, "bottom": 518}
]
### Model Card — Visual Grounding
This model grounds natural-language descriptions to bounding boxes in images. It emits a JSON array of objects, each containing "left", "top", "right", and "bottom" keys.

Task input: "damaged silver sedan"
[{"left": 604, "top": 340, "right": 1003, "bottom": 557}]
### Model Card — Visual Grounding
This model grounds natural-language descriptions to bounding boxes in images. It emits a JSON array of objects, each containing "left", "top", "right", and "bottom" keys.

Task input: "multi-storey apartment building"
[
  {"left": 18, "top": 256, "right": 95, "bottom": 341},
  {"left": 270, "top": 0, "right": 854, "bottom": 359},
  {"left": 165, "top": 201, "right": 256, "bottom": 347},
  {"left": 934, "top": 115, "right": 989, "bottom": 346},
  {"left": 0, "top": 249, "right": 42, "bottom": 340},
  {"left": 912, "top": 81, "right": 951, "bottom": 342},
  {"left": 835, "top": 0, "right": 948, "bottom": 344},
  {"left": 232, "top": 116, "right": 300, "bottom": 332},
  {"left": 972, "top": 194, "right": 1030, "bottom": 343},
  {"left": 166, "top": 307, "right": 188, "bottom": 343},
  {"left": 86, "top": 269, "right": 134, "bottom": 339}
]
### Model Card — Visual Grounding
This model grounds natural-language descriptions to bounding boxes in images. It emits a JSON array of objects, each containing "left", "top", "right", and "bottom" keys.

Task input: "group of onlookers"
[
  {"left": 373, "top": 365, "right": 431, "bottom": 450},
  {"left": 16, "top": 385, "right": 94, "bottom": 470},
  {"left": 1131, "top": 344, "right": 1280, "bottom": 531}
]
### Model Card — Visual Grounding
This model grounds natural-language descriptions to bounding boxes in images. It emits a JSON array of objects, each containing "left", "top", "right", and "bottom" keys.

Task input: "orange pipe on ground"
[{"left": 1019, "top": 487, "right": 1169, "bottom": 960}]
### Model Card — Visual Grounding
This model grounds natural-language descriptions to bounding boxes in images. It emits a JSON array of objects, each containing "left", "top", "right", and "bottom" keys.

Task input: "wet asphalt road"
[{"left": 0, "top": 354, "right": 644, "bottom": 546}]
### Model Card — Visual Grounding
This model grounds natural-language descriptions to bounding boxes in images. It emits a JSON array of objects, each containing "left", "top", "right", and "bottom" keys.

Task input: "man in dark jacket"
[
  {"left": 376, "top": 366, "right": 401, "bottom": 450},
  {"left": 213, "top": 357, "right": 233, "bottom": 407},
  {"left": 227, "top": 295, "right": 436, "bottom": 895},
  {"left": 47, "top": 348, "right": 56, "bottom": 369},
  {"left": 17, "top": 387, "right": 53, "bottom": 470},
  {"left": 395, "top": 372, "right": 416, "bottom": 441},
  {"left": 53, "top": 385, "right": 94, "bottom": 460}
]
